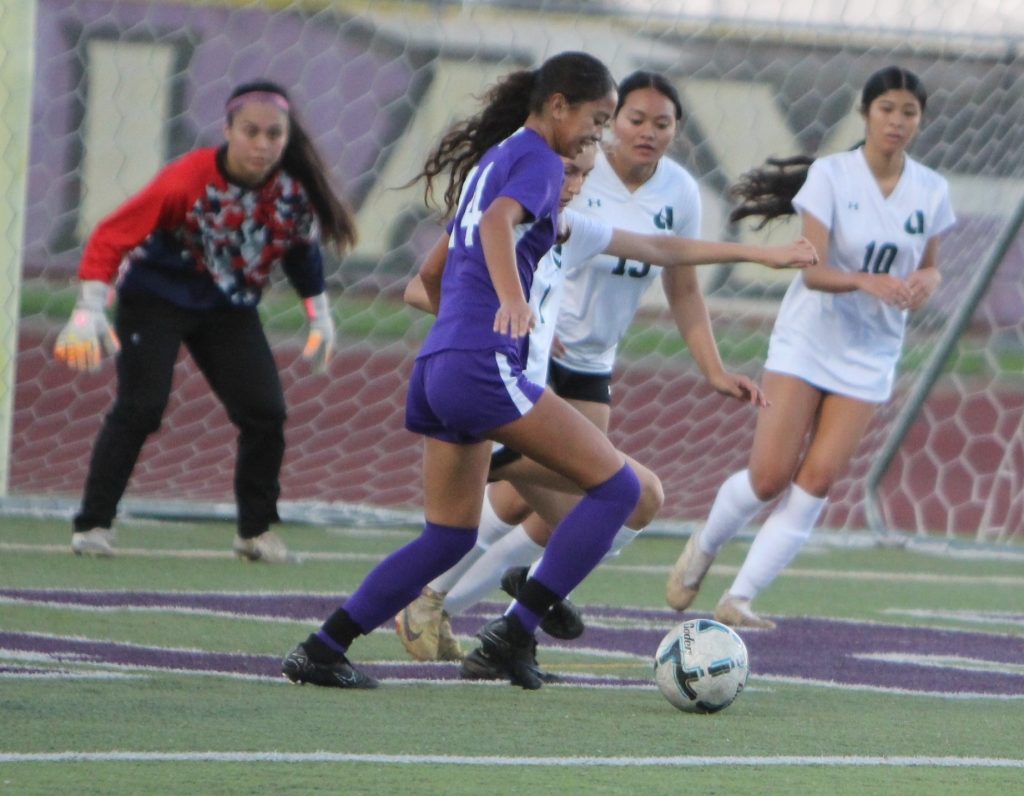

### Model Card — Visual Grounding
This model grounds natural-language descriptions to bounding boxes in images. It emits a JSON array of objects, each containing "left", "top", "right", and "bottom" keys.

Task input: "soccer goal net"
[{"left": 3, "top": 0, "right": 1023, "bottom": 543}]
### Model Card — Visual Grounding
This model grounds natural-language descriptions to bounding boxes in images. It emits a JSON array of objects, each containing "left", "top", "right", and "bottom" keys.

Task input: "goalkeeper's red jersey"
[{"left": 79, "top": 146, "right": 325, "bottom": 310}]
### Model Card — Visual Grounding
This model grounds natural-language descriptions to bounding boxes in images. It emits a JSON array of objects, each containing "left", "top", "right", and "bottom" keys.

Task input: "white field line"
[
  {"left": 0, "top": 542, "right": 382, "bottom": 562},
  {"left": 0, "top": 596, "right": 324, "bottom": 625},
  {"left": 752, "top": 672, "right": 1024, "bottom": 701},
  {"left": 881, "top": 608, "right": 1024, "bottom": 627},
  {"left": 0, "top": 751, "right": 1021, "bottom": 768},
  {"left": 4, "top": 540, "right": 1023, "bottom": 587},
  {"left": 851, "top": 652, "right": 1024, "bottom": 676},
  {"left": 606, "top": 562, "right": 1024, "bottom": 588}
]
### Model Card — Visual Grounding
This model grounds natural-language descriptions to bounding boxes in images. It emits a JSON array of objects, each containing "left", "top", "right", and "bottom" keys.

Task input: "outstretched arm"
[{"left": 602, "top": 228, "right": 817, "bottom": 270}]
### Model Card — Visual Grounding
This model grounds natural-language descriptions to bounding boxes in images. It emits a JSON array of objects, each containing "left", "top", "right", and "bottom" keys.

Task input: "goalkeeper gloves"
[
  {"left": 302, "top": 292, "right": 335, "bottom": 374},
  {"left": 54, "top": 280, "right": 120, "bottom": 372}
]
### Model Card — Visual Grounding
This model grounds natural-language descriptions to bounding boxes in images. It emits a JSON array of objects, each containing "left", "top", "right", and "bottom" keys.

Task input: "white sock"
[
  {"left": 445, "top": 525, "right": 543, "bottom": 616},
  {"left": 728, "top": 484, "right": 827, "bottom": 600},
  {"left": 428, "top": 492, "right": 514, "bottom": 593},
  {"left": 602, "top": 527, "right": 641, "bottom": 562},
  {"left": 700, "top": 470, "right": 770, "bottom": 556}
]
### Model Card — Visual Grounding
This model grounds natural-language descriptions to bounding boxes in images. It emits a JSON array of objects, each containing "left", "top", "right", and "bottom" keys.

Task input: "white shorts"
[{"left": 764, "top": 326, "right": 893, "bottom": 404}]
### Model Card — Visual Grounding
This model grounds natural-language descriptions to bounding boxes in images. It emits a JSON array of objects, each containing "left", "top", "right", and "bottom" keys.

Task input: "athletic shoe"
[
  {"left": 665, "top": 528, "right": 716, "bottom": 611},
  {"left": 232, "top": 531, "right": 292, "bottom": 563},
  {"left": 395, "top": 587, "right": 445, "bottom": 661},
  {"left": 713, "top": 594, "right": 777, "bottom": 630},
  {"left": 499, "top": 567, "right": 585, "bottom": 640},
  {"left": 71, "top": 528, "right": 115, "bottom": 558},
  {"left": 436, "top": 611, "right": 464, "bottom": 662},
  {"left": 526, "top": 637, "right": 562, "bottom": 684},
  {"left": 460, "top": 615, "right": 543, "bottom": 690},
  {"left": 460, "top": 635, "right": 559, "bottom": 684},
  {"left": 281, "top": 643, "right": 378, "bottom": 689},
  {"left": 462, "top": 647, "right": 562, "bottom": 684}
]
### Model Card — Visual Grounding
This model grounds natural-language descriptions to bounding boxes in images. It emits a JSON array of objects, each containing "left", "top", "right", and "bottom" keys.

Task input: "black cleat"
[
  {"left": 499, "top": 566, "right": 585, "bottom": 640},
  {"left": 460, "top": 636, "right": 562, "bottom": 685},
  {"left": 460, "top": 616, "right": 543, "bottom": 690},
  {"left": 281, "top": 643, "right": 379, "bottom": 689}
]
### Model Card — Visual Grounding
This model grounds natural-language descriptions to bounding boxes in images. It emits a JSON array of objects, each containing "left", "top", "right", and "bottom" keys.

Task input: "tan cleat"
[
  {"left": 436, "top": 610, "right": 464, "bottom": 661},
  {"left": 665, "top": 529, "right": 715, "bottom": 611},
  {"left": 71, "top": 528, "right": 115, "bottom": 558},
  {"left": 232, "top": 531, "right": 293, "bottom": 563},
  {"left": 395, "top": 587, "right": 446, "bottom": 661},
  {"left": 714, "top": 594, "right": 777, "bottom": 630}
]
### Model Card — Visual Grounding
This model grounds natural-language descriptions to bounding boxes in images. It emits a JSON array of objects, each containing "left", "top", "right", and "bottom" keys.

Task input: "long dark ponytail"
[
  {"left": 226, "top": 81, "right": 357, "bottom": 251},
  {"left": 729, "top": 66, "right": 928, "bottom": 229},
  {"left": 412, "top": 51, "right": 615, "bottom": 216}
]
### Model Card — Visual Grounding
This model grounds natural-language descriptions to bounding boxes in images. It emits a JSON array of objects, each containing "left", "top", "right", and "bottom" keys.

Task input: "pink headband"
[{"left": 225, "top": 91, "right": 290, "bottom": 115}]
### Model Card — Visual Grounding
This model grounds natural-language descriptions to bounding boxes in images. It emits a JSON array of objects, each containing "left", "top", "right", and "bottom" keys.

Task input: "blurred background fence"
[{"left": 2, "top": 0, "right": 1022, "bottom": 542}]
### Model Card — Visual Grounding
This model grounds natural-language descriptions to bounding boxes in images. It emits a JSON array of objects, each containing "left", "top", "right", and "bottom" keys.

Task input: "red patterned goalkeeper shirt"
[{"left": 79, "top": 146, "right": 325, "bottom": 309}]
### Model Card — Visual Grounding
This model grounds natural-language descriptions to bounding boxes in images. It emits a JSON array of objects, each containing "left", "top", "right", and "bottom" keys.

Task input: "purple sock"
[
  {"left": 341, "top": 522, "right": 476, "bottom": 634},
  {"left": 511, "top": 463, "right": 640, "bottom": 632}
]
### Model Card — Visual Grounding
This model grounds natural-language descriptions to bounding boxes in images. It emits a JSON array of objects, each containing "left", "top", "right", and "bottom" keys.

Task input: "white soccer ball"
[{"left": 653, "top": 618, "right": 749, "bottom": 714}]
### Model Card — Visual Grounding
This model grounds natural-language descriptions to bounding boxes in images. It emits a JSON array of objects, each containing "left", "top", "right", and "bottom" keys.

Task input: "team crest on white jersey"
[{"left": 904, "top": 210, "right": 925, "bottom": 234}]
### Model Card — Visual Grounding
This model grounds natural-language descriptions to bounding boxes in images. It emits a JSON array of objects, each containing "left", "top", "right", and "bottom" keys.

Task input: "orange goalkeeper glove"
[
  {"left": 54, "top": 280, "right": 120, "bottom": 372},
  {"left": 301, "top": 292, "right": 335, "bottom": 374}
]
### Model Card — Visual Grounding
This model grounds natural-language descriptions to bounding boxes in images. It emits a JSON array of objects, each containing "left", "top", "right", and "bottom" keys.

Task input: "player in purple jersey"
[
  {"left": 397, "top": 146, "right": 816, "bottom": 671},
  {"left": 281, "top": 51, "right": 649, "bottom": 691}
]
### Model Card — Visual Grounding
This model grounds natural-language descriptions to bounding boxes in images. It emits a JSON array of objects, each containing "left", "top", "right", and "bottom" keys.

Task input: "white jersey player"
[
  {"left": 666, "top": 66, "right": 956, "bottom": 629},
  {"left": 553, "top": 145, "right": 701, "bottom": 376},
  {"left": 768, "top": 147, "right": 954, "bottom": 402},
  {"left": 521, "top": 208, "right": 613, "bottom": 385}
]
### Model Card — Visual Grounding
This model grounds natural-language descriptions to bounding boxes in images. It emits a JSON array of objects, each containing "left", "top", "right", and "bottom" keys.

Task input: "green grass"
[{"left": 1, "top": 517, "right": 1022, "bottom": 795}]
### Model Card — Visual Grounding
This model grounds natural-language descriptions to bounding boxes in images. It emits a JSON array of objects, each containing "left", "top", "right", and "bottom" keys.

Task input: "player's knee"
[
  {"left": 110, "top": 401, "right": 166, "bottom": 435},
  {"left": 795, "top": 465, "right": 836, "bottom": 498},
  {"left": 233, "top": 402, "right": 287, "bottom": 434},
  {"left": 627, "top": 469, "right": 664, "bottom": 529},
  {"left": 593, "top": 461, "right": 642, "bottom": 516},
  {"left": 748, "top": 469, "right": 790, "bottom": 503}
]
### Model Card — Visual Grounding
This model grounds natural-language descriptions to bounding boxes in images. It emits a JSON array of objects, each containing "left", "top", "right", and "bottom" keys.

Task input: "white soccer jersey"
[
  {"left": 523, "top": 209, "right": 613, "bottom": 384},
  {"left": 553, "top": 148, "right": 702, "bottom": 375},
  {"left": 766, "top": 147, "right": 956, "bottom": 402},
  {"left": 492, "top": 209, "right": 613, "bottom": 459}
]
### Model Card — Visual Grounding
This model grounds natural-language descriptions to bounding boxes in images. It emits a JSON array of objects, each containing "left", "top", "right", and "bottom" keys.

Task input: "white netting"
[{"left": 5, "top": 0, "right": 1024, "bottom": 542}]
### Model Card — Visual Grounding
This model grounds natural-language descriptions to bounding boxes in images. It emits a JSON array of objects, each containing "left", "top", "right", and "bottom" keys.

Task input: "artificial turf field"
[{"left": 1, "top": 516, "right": 1021, "bottom": 795}]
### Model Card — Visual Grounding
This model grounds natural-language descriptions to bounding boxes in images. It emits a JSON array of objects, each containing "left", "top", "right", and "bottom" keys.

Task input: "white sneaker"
[
  {"left": 714, "top": 594, "right": 776, "bottom": 630},
  {"left": 71, "top": 528, "right": 115, "bottom": 558},
  {"left": 665, "top": 529, "right": 715, "bottom": 611},
  {"left": 233, "top": 531, "right": 293, "bottom": 563}
]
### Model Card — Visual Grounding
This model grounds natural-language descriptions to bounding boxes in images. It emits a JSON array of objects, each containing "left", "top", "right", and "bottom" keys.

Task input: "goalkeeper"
[{"left": 54, "top": 80, "right": 355, "bottom": 561}]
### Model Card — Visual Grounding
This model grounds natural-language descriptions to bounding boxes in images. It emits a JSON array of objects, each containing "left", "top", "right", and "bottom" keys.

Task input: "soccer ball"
[{"left": 653, "top": 619, "right": 749, "bottom": 714}]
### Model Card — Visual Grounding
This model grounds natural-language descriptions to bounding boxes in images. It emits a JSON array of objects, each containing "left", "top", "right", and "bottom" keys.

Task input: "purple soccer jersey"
[
  {"left": 419, "top": 127, "right": 563, "bottom": 358},
  {"left": 406, "top": 127, "right": 563, "bottom": 443}
]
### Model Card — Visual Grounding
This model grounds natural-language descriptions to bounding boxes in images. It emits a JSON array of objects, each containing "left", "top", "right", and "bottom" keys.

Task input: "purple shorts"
[{"left": 405, "top": 347, "right": 545, "bottom": 444}]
